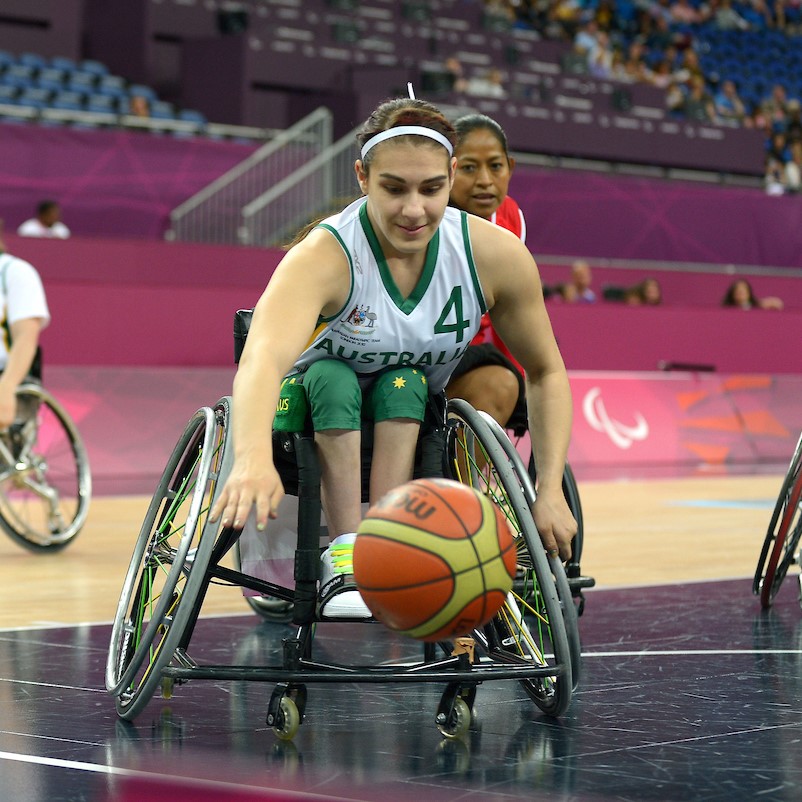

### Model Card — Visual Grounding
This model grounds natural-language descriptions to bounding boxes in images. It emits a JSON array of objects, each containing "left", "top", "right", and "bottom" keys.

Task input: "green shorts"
[{"left": 274, "top": 359, "right": 429, "bottom": 432}]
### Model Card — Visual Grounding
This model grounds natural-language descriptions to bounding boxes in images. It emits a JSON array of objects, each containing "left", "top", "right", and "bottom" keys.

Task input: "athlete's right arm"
[{"left": 210, "top": 227, "right": 351, "bottom": 531}]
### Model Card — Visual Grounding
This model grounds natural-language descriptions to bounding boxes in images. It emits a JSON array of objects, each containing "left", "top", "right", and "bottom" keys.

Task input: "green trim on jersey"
[
  {"left": 359, "top": 202, "right": 439, "bottom": 316},
  {"left": 316, "top": 223, "right": 355, "bottom": 323},
  {"left": 460, "top": 210, "right": 487, "bottom": 314}
]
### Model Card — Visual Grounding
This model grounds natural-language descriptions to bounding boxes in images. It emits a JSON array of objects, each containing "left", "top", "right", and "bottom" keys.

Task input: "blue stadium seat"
[
  {"left": 178, "top": 108, "right": 206, "bottom": 124},
  {"left": 16, "top": 87, "right": 51, "bottom": 109},
  {"left": 0, "top": 50, "right": 14, "bottom": 69},
  {"left": 50, "top": 56, "right": 77, "bottom": 71},
  {"left": 36, "top": 68, "right": 66, "bottom": 92},
  {"left": 79, "top": 59, "right": 109, "bottom": 77},
  {"left": 2, "top": 65, "right": 36, "bottom": 89},
  {"left": 86, "top": 93, "right": 117, "bottom": 113},
  {"left": 149, "top": 100, "right": 176, "bottom": 119},
  {"left": 67, "top": 71, "right": 97, "bottom": 93},
  {"left": 128, "top": 84, "right": 157, "bottom": 102},
  {"left": 51, "top": 90, "right": 86, "bottom": 111},
  {"left": 18, "top": 52, "right": 47, "bottom": 69},
  {"left": 0, "top": 85, "right": 18, "bottom": 104},
  {"left": 96, "top": 75, "right": 128, "bottom": 98}
]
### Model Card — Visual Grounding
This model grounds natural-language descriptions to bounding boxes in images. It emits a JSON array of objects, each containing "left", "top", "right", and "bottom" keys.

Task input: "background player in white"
[
  {"left": 17, "top": 200, "right": 71, "bottom": 239},
  {"left": 0, "top": 230, "right": 51, "bottom": 427}
]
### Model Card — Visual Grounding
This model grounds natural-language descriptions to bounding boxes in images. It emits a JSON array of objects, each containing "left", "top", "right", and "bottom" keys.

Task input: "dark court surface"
[{"left": 3, "top": 577, "right": 802, "bottom": 802}]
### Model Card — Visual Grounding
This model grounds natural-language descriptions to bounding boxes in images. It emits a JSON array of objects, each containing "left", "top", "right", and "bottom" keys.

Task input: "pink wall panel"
[{"left": 3, "top": 234, "right": 798, "bottom": 374}]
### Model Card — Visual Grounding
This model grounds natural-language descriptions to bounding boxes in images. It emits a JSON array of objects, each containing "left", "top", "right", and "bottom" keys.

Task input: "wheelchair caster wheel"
[
  {"left": 436, "top": 697, "right": 471, "bottom": 740},
  {"left": 270, "top": 696, "right": 300, "bottom": 741}
]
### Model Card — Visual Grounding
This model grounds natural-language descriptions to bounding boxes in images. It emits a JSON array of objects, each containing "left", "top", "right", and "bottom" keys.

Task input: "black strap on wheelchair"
[
  {"left": 233, "top": 308, "right": 253, "bottom": 364},
  {"left": 291, "top": 432, "right": 322, "bottom": 624}
]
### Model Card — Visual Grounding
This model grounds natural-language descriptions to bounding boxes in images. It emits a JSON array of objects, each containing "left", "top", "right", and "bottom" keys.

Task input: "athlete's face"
[
  {"left": 356, "top": 142, "right": 454, "bottom": 258},
  {"left": 450, "top": 128, "right": 514, "bottom": 220}
]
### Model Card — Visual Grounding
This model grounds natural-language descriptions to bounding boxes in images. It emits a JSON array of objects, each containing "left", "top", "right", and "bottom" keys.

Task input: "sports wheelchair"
[
  {"left": 106, "top": 313, "right": 583, "bottom": 740},
  {"left": 754, "top": 431, "right": 802, "bottom": 608},
  {"left": 0, "top": 355, "right": 91, "bottom": 551}
]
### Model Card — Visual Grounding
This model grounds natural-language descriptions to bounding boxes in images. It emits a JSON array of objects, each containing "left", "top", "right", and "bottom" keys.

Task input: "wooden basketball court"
[{"left": 0, "top": 472, "right": 784, "bottom": 630}]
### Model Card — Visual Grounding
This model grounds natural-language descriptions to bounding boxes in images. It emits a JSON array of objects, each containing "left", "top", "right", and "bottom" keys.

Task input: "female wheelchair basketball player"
[
  {"left": 210, "top": 95, "right": 577, "bottom": 619},
  {"left": 108, "top": 94, "right": 581, "bottom": 734}
]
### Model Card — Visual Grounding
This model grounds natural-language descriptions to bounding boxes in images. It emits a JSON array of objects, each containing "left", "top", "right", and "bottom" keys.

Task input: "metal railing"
[
  {"left": 168, "top": 107, "right": 335, "bottom": 246},
  {"left": 240, "top": 126, "right": 361, "bottom": 248}
]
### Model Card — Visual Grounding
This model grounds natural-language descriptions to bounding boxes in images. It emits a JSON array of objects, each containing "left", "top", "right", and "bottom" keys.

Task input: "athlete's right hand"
[{"left": 209, "top": 460, "right": 284, "bottom": 532}]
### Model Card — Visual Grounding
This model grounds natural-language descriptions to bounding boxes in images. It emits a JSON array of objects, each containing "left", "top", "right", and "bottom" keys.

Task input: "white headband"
[{"left": 360, "top": 126, "right": 454, "bottom": 160}]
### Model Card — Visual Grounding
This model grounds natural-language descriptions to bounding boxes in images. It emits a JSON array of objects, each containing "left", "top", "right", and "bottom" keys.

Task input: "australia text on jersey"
[{"left": 313, "top": 337, "right": 470, "bottom": 369}]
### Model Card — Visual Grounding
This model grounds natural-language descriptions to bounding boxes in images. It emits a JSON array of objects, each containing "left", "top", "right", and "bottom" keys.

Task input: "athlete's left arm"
[{"left": 470, "top": 217, "right": 576, "bottom": 559}]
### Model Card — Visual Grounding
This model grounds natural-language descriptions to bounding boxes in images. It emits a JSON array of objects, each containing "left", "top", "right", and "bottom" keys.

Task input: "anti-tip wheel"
[
  {"left": 272, "top": 696, "right": 300, "bottom": 741},
  {"left": 436, "top": 697, "right": 471, "bottom": 740}
]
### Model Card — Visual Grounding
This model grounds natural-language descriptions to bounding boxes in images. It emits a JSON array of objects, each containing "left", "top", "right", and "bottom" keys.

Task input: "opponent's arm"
[{"left": 469, "top": 217, "right": 576, "bottom": 559}]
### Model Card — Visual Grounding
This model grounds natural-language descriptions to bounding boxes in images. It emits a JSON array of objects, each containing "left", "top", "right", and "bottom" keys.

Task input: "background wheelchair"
[
  {"left": 754, "top": 431, "right": 802, "bottom": 608},
  {"left": 0, "top": 356, "right": 91, "bottom": 551},
  {"left": 105, "top": 315, "right": 582, "bottom": 740}
]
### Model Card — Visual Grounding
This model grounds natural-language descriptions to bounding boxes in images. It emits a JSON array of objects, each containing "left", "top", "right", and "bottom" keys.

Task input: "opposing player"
[
  {"left": 445, "top": 114, "right": 528, "bottom": 433},
  {"left": 210, "top": 97, "right": 575, "bottom": 618}
]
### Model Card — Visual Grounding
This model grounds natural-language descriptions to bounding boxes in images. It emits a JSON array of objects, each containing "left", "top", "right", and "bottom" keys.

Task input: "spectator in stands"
[
  {"left": 710, "top": 0, "right": 751, "bottom": 29},
  {"left": 621, "top": 40, "right": 653, "bottom": 82},
  {"left": 644, "top": 14, "right": 676, "bottom": 51},
  {"left": 650, "top": 57, "right": 677, "bottom": 89},
  {"left": 785, "top": 99, "right": 802, "bottom": 144},
  {"left": 128, "top": 94, "right": 150, "bottom": 118},
  {"left": 465, "top": 68, "right": 507, "bottom": 98},
  {"left": 446, "top": 113, "right": 527, "bottom": 432},
  {"left": 764, "top": 130, "right": 801, "bottom": 191},
  {"left": 443, "top": 57, "right": 468, "bottom": 94},
  {"left": 670, "top": 0, "right": 706, "bottom": 25},
  {"left": 550, "top": 282, "right": 580, "bottom": 302},
  {"left": 0, "top": 228, "right": 51, "bottom": 427},
  {"left": 624, "top": 278, "right": 663, "bottom": 305},
  {"left": 761, "top": 83, "right": 789, "bottom": 125},
  {"left": 588, "top": 33, "right": 615, "bottom": 78},
  {"left": 682, "top": 75, "right": 716, "bottom": 122},
  {"left": 714, "top": 79, "right": 747, "bottom": 123},
  {"left": 569, "top": 260, "right": 597, "bottom": 303},
  {"left": 574, "top": 19, "right": 602, "bottom": 59},
  {"left": 722, "top": 279, "right": 784, "bottom": 309},
  {"left": 547, "top": 0, "right": 584, "bottom": 39},
  {"left": 17, "top": 201, "right": 71, "bottom": 239}
]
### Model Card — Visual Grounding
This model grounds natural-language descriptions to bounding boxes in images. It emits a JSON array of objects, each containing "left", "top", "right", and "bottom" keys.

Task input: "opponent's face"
[
  {"left": 356, "top": 142, "right": 454, "bottom": 258},
  {"left": 450, "top": 128, "right": 514, "bottom": 220}
]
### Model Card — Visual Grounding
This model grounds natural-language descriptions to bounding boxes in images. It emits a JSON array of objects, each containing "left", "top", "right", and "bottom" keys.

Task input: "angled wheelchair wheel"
[
  {"left": 525, "top": 448, "right": 594, "bottom": 609},
  {"left": 106, "top": 397, "right": 232, "bottom": 719},
  {"left": 445, "top": 399, "right": 573, "bottom": 717},
  {"left": 0, "top": 382, "right": 91, "bottom": 552},
  {"left": 478, "top": 411, "right": 582, "bottom": 690},
  {"left": 754, "top": 433, "right": 802, "bottom": 609}
]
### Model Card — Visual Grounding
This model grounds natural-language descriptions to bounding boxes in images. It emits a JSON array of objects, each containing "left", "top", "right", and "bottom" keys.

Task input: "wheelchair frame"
[
  {"left": 754, "top": 431, "right": 802, "bottom": 608},
  {"left": 0, "top": 379, "right": 91, "bottom": 551},
  {"left": 106, "top": 393, "right": 580, "bottom": 739}
]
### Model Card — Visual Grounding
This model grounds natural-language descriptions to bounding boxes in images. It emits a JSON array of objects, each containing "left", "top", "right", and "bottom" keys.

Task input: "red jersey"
[
  {"left": 490, "top": 196, "right": 526, "bottom": 243},
  {"left": 472, "top": 196, "right": 526, "bottom": 374}
]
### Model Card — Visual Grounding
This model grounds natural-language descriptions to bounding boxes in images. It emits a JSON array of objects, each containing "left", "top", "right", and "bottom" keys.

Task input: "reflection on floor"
[{"left": 2, "top": 577, "right": 802, "bottom": 802}]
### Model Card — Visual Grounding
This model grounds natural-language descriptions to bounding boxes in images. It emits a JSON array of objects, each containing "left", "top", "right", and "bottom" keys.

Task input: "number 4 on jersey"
[{"left": 434, "top": 286, "right": 469, "bottom": 343}]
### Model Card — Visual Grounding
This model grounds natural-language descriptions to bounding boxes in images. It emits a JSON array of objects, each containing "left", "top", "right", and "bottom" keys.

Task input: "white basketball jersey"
[{"left": 292, "top": 197, "right": 486, "bottom": 392}]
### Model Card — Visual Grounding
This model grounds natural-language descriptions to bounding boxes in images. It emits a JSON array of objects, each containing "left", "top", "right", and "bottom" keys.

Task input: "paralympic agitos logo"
[{"left": 582, "top": 387, "right": 649, "bottom": 449}]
